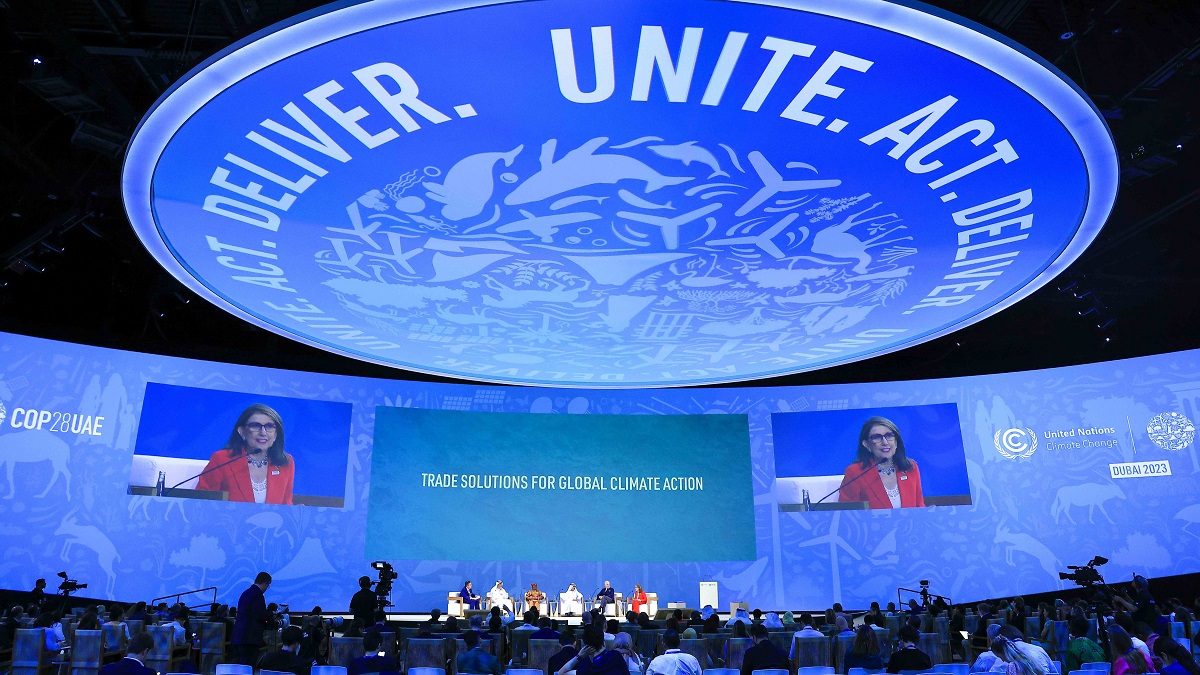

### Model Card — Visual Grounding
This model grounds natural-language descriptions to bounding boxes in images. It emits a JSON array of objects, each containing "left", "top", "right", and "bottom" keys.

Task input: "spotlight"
[
  {"left": 1177, "top": 144, "right": 1184, "bottom": 150},
  {"left": 1060, "top": 31, "right": 1075, "bottom": 40},
  {"left": 32, "top": 57, "right": 42, "bottom": 65},
  {"left": 19, "top": 259, "right": 44, "bottom": 273},
  {"left": 40, "top": 241, "right": 64, "bottom": 254}
]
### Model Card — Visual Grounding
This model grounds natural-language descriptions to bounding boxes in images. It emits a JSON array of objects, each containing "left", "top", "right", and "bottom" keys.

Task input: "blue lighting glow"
[{"left": 122, "top": 0, "right": 1119, "bottom": 387}]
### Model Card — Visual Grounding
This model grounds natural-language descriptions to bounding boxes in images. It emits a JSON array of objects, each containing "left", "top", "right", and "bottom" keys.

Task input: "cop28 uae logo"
[
  {"left": 1147, "top": 412, "right": 1195, "bottom": 452},
  {"left": 123, "top": 0, "right": 1118, "bottom": 387}
]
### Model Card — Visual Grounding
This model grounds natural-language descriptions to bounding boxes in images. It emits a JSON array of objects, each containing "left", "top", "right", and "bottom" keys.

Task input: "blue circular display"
[{"left": 123, "top": 0, "right": 1118, "bottom": 387}]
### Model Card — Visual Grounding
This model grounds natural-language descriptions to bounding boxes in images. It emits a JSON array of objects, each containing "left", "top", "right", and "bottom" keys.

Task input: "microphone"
[
  {"left": 814, "top": 458, "right": 878, "bottom": 505},
  {"left": 169, "top": 448, "right": 261, "bottom": 490}
]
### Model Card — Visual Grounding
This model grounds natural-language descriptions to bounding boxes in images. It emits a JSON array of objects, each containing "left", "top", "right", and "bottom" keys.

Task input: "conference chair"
[
  {"left": 69, "top": 630, "right": 104, "bottom": 675},
  {"left": 917, "top": 633, "right": 943, "bottom": 664},
  {"left": 448, "top": 593, "right": 465, "bottom": 618},
  {"left": 260, "top": 670, "right": 293, "bottom": 675},
  {"left": 933, "top": 664, "right": 968, "bottom": 675},
  {"left": 527, "top": 639, "right": 558, "bottom": 673},
  {"left": 726, "top": 638, "right": 752, "bottom": 670},
  {"left": 644, "top": 594, "right": 659, "bottom": 618},
  {"left": 407, "top": 668, "right": 445, "bottom": 675},
  {"left": 871, "top": 628, "right": 891, "bottom": 663},
  {"left": 378, "top": 632, "right": 397, "bottom": 660},
  {"left": 199, "top": 622, "right": 227, "bottom": 675},
  {"left": 702, "top": 669, "right": 738, "bottom": 675},
  {"left": 399, "top": 627, "right": 421, "bottom": 661},
  {"left": 214, "top": 664, "right": 252, "bottom": 675},
  {"left": 406, "top": 639, "right": 448, "bottom": 671},
  {"left": 311, "top": 666, "right": 348, "bottom": 675},
  {"left": 453, "top": 637, "right": 493, "bottom": 668},
  {"left": 637, "top": 630, "right": 663, "bottom": 659},
  {"left": 504, "top": 669, "right": 543, "bottom": 675},
  {"left": 558, "top": 593, "right": 583, "bottom": 617},
  {"left": 833, "top": 635, "right": 854, "bottom": 672},
  {"left": 100, "top": 625, "right": 126, "bottom": 657},
  {"left": 768, "top": 632, "right": 793, "bottom": 658},
  {"left": 847, "top": 668, "right": 884, "bottom": 675},
  {"left": 797, "top": 667, "right": 834, "bottom": 675},
  {"left": 792, "top": 637, "right": 831, "bottom": 669},
  {"left": 328, "top": 637, "right": 362, "bottom": 670},
  {"left": 897, "top": 670, "right": 931, "bottom": 675},
  {"left": 145, "top": 625, "right": 185, "bottom": 675},
  {"left": 509, "top": 631, "right": 533, "bottom": 666},
  {"left": 752, "top": 670, "right": 790, "bottom": 675},
  {"left": 1081, "top": 664, "right": 1110, "bottom": 673},
  {"left": 679, "top": 639, "right": 710, "bottom": 667}
]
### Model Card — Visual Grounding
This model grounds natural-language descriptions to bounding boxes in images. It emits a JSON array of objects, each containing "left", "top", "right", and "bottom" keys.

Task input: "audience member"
[
  {"left": 1154, "top": 637, "right": 1200, "bottom": 675},
  {"left": 762, "top": 612, "right": 784, "bottom": 629},
  {"left": 257, "top": 626, "right": 312, "bottom": 675},
  {"left": 612, "top": 632, "right": 643, "bottom": 674},
  {"left": 886, "top": 626, "right": 932, "bottom": 674},
  {"left": 688, "top": 611, "right": 704, "bottom": 627},
  {"left": 844, "top": 624, "right": 884, "bottom": 672},
  {"left": 532, "top": 616, "right": 562, "bottom": 641},
  {"left": 99, "top": 632, "right": 155, "bottom": 675},
  {"left": 515, "top": 610, "right": 539, "bottom": 631},
  {"left": 972, "top": 624, "right": 1003, "bottom": 673},
  {"left": 457, "top": 629, "right": 500, "bottom": 675},
  {"left": 991, "top": 636, "right": 1046, "bottom": 675},
  {"left": 741, "top": 624, "right": 789, "bottom": 675},
  {"left": 726, "top": 608, "right": 751, "bottom": 627},
  {"left": 996, "top": 624, "right": 1054, "bottom": 673},
  {"left": 1110, "top": 625, "right": 1155, "bottom": 675},
  {"left": 563, "top": 625, "right": 626, "bottom": 675},
  {"left": 549, "top": 631, "right": 579, "bottom": 675},
  {"left": 126, "top": 602, "right": 148, "bottom": 623},
  {"left": 646, "top": 630, "right": 700, "bottom": 675},
  {"left": 349, "top": 631, "right": 399, "bottom": 675},
  {"left": 1065, "top": 616, "right": 1105, "bottom": 673},
  {"left": 835, "top": 615, "right": 854, "bottom": 637},
  {"left": 789, "top": 613, "right": 823, "bottom": 658},
  {"left": 702, "top": 614, "right": 720, "bottom": 634},
  {"left": 34, "top": 610, "right": 66, "bottom": 651}
]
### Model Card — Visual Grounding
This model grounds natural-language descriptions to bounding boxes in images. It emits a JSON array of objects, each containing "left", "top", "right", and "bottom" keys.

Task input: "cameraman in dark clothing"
[{"left": 350, "top": 577, "right": 377, "bottom": 628}]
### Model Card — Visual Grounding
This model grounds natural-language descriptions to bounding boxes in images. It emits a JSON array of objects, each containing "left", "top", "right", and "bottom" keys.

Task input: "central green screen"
[{"left": 367, "top": 408, "right": 756, "bottom": 561}]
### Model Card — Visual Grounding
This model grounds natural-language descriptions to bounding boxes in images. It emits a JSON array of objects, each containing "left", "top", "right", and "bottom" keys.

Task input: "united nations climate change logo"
[
  {"left": 994, "top": 427, "right": 1038, "bottom": 460},
  {"left": 1146, "top": 412, "right": 1195, "bottom": 452},
  {"left": 123, "top": 0, "right": 1118, "bottom": 386}
]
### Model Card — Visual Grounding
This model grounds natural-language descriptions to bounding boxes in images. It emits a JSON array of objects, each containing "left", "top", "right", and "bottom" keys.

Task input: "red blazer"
[
  {"left": 196, "top": 449, "right": 295, "bottom": 505},
  {"left": 631, "top": 591, "right": 648, "bottom": 614},
  {"left": 837, "top": 459, "right": 924, "bottom": 509}
]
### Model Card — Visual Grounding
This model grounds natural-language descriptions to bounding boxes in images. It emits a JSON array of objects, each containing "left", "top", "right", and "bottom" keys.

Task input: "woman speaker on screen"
[
  {"left": 838, "top": 416, "right": 924, "bottom": 509},
  {"left": 197, "top": 404, "right": 295, "bottom": 505}
]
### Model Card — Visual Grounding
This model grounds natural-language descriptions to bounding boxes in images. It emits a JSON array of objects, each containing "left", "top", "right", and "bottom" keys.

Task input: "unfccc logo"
[{"left": 994, "top": 427, "right": 1037, "bottom": 459}]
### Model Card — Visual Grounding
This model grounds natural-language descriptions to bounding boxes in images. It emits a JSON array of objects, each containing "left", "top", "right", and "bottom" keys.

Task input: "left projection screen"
[{"left": 367, "top": 408, "right": 754, "bottom": 561}]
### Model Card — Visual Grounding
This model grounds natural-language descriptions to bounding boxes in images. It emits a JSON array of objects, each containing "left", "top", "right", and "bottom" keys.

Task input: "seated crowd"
[{"left": 5, "top": 576, "right": 1200, "bottom": 675}]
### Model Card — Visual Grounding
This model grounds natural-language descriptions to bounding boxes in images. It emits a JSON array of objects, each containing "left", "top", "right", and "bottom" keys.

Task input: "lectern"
[{"left": 699, "top": 581, "right": 718, "bottom": 611}]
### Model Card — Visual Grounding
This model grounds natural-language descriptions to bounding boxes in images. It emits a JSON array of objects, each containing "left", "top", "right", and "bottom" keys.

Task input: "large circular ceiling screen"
[{"left": 124, "top": 0, "right": 1118, "bottom": 387}]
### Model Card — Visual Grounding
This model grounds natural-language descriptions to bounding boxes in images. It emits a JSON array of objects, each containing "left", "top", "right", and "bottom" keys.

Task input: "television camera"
[
  {"left": 57, "top": 571, "right": 87, "bottom": 597},
  {"left": 1059, "top": 556, "right": 1108, "bottom": 587},
  {"left": 371, "top": 560, "right": 397, "bottom": 608}
]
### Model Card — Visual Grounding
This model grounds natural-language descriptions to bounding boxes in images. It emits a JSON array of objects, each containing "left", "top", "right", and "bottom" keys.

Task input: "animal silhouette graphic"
[
  {"left": 424, "top": 145, "right": 523, "bottom": 221},
  {"left": 994, "top": 521, "right": 1061, "bottom": 582},
  {"left": 810, "top": 202, "right": 912, "bottom": 274},
  {"left": 504, "top": 137, "right": 691, "bottom": 205},
  {"left": 482, "top": 276, "right": 600, "bottom": 309},
  {"left": 56, "top": 509, "right": 119, "bottom": 597},
  {"left": 245, "top": 511, "right": 294, "bottom": 562},
  {"left": 1050, "top": 482, "right": 1126, "bottom": 524},
  {"left": 0, "top": 430, "right": 72, "bottom": 500}
]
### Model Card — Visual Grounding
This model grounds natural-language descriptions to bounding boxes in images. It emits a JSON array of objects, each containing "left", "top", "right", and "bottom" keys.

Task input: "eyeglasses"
[
  {"left": 244, "top": 422, "right": 278, "bottom": 433},
  {"left": 867, "top": 432, "right": 896, "bottom": 445}
]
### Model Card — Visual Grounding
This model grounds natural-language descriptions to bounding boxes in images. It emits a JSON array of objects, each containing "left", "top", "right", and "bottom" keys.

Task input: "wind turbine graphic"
[{"left": 795, "top": 511, "right": 862, "bottom": 602}]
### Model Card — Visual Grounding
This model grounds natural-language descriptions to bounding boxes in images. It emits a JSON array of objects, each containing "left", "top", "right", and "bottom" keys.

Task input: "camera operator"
[
  {"left": 350, "top": 577, "right": 376, "bottom": 627},
  {"left": 1114, "top": 576, "right": 1158, "bottom": 627}
]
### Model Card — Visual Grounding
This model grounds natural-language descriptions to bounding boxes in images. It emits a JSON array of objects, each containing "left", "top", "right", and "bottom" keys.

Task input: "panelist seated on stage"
[
  {"left": 460, "top": 580, "right": 482, "bottom": 610},
  {"left": 560, "top": 584, "right": 585, "bottom": 616},
  {"left": 197, "top": 404, "right": 295, "bottom": 504},
  {"left": 525, "top": 583, "right": 547, "bottom": 613},
  {"left": 630, "top": 585, "right": 648, "bottom": 615},
  {"left": 838, "top": 416, "right": 924, "bottom": 509},
  {"left": 594, "top": 581, "right": 616, "bottom": 614},
  {"left": 487, "top": 581, "right": 513, "bottom": 613}
]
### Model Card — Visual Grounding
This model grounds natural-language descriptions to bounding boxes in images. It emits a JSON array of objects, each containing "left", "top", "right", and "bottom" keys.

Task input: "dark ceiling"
[{"left": 1, "top": 0, "right": 1198, "bottom": 389}]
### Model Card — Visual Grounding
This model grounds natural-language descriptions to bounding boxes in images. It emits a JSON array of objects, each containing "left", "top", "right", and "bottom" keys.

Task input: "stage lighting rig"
[{"left": 1059, "top": 555, "right": 1108, "bottom": 587}]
